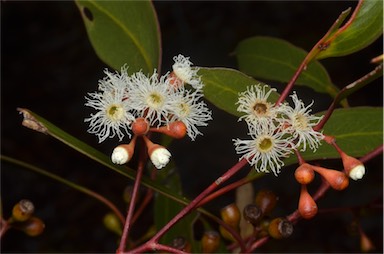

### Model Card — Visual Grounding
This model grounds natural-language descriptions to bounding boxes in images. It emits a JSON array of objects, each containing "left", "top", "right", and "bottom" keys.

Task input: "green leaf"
[
  {"left": 154, "top": 167, "right": 198, "bottom": 251},
  {"left": 316, "top": 0, "right": 383, "bottom": 59},
  {"left": 235, "top": 36, "right": 341, "bottom": 99},
  {"left": 286, "top": 107, "right": 383, "bottom": 166},
  {"left": 75, "top": 0, "right": 161, "bottom": 74},
  {"left": 199, "top": 67, "right": 279, "bottom": 117}
]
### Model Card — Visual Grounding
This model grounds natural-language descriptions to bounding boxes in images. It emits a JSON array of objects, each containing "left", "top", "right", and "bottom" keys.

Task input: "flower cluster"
[
  {"left": 233, "top": 84, "right": 324, "bottom": 175},
  {"left": 85, "top": 55, "right": 212, "bottom": 169}
]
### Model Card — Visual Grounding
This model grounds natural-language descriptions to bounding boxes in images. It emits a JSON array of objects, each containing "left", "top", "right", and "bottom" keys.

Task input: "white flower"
[
  {"left": 97, "top": 65, "right": 131, "bottom": 93},
  {"left": 85, "top": 76, "right": 135, "bottom": 143},
  {"left": 129, "top": 70, "right": 175, "bottom": 127},
  {"left": 150, "top": 146, "right": 171, "bottom": 169},
  {"left": 172, "top": 54, "right": 203, "bottom": 90},
  {"left": 233, "top": 124, "right": 293, "bottom": 176},
  {"left": 237, "top": 84, "right": 283, "bottom": 130},
  {"left": 285, "top": 92, "right": 324, "bottom": 152},
  {"left": 171, "top": 88, "right": 212, "bottom": 140}
]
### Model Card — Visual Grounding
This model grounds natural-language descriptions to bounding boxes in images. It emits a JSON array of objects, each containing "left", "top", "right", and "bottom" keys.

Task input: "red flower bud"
[
  {"left": 298, "top": 184, "right": 318, "bottom": 219},
  {"left": 311, "top": 165, "right": 349, "bottom": 191},
  {"left": 295, "top": 163, "right": 315, "bottom": 185},
  {"left": 132, "top": 117, "right": 149, "bottom": 136}
]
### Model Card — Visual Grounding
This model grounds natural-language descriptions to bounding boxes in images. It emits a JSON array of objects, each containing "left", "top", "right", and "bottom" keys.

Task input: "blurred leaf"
[
  {"left": 235, "top": 36, "right": 341, "bottom": 99},
  {"left": 154, "top": 166, "right": 198, "bottom": 251},
  {"left": 15, "top": 109, "right": 190, "bottom": 210},
  {"left": 285, "top": 107, "right": 383, "bottom": 166},
  {"left": 199, "top": 67, "right": 279, "bottom": 117},
  {"left": 75, "top": 0, "right": 161, "bottom": 74},
  {"left": 316, "top": 0, "right": 383, "bottom": 59}
]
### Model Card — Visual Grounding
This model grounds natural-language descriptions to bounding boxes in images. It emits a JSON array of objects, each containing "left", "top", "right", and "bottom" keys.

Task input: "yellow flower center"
[
  {"left": 178, "top": 102, "right": 190, "bottom": 118},
  {"left": 107, "top": 104, "right": 124, "bottom": 121},
  {"left": 258, "top": 136, "right": 273, "bottom": 152},
  {"left": 146, "top": 92, "right": 164, "bottom": 109},
  {"left": 253, "top": 102, "right": 268, "bottom": 116},
  {"left": 293, "top": 113, "right": 308, "bottom": 130}
]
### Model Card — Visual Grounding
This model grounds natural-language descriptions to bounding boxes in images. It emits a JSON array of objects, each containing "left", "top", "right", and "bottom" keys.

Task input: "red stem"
[
  {"left": 117, "top": 141, "right": 147, "bottom": 253},
  {"left": 128, "top": 158, "right": 249, "bottom": 253}
]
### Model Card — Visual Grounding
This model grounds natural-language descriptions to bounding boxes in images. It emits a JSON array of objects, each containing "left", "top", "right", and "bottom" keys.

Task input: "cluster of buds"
[
  {"left": 219, "top": 190, "right": 293, "bottom": 243},
  {"left": 5, "top": 199, "right": 45, "bottom": 237},
  {"left": 85, "top": 55, "right": 212, "bottom": 169},
  {"left": 295, "top": 135, "right": 366, "bottom": 219}
]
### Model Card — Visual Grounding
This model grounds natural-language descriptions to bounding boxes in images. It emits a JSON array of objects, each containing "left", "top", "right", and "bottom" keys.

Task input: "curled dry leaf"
[{"left": 17, "top": 108, "right": 48, "bottom": 134}]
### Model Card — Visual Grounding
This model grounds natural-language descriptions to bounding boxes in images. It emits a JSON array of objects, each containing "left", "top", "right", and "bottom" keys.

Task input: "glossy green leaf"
[
  {"left": 199, "top": 67, "right": 279, "bottom": 117},
  {"left": 75, "top": 0, "right": 161, "bottom": 74},
  {"left": 235, "top": 36, "right": 340, "bottom": 99},
  {"left": 154, "top": 166, "right": 198, "bottom": 250},
  {"left": 316, "top": 0, "right": 383, "bottom": 59},
  {"left": 15, "top": 109, "right": 196, "bottom": 212},
  {"left": 287, "top": 107, "right": 383, "bottom": 166}
]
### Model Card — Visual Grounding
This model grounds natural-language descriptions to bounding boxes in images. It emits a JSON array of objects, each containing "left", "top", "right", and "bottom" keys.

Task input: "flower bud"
[
  {"left": 298, "top": 184, "right": 318, "bottom": 219},
  {"left": 12, "top": 199, "right": 35, "bottom": 222},
  {"left": 151, "top": 121, "right": 187, "bottom": 139},
  {"left": 255, "top": 189, "right": 278, "bottom": 215},
  {"left": 111, "top": 141, "right": 135, "bottom": 165},
  {"left": 340, "top": 152, "right": 365, "bottom": 180},
  {"left": 243, "top": 204, "right": 262, "bottom": 226},
  {"left": 220, "top": 203, "right": 241, "bottom": 228},
  {"left": 295, "top": 163, "right": 315, "bottom": 185},
  {"left": 201, "top": 230, "right": 220, "bottom": 253},
  {"left": 219, "top": 225, "right": 237, "bottom": 242},
  {"left": 268, "top": 217, "right": 293, "bottom": 239},
  {"left": 311, "top": 165, "right": 349, "bottom": 191},
  {"left": 170, "top": 236, "right": 191, "bottom": 252},
  {"left": 103, "top": 213, "right": 122, "bottom": 236},
  {"left": 149, "top": 145, "right": 171, "bottom": 169},
  {"left": 360, "top": 230, "right": 375, "bottom": 252},
  {"left": 132, "top": 117, "right": 149, "bottom": 136},
  {"left": 21, "top": 216, "right": 45, "bottom": 237}
]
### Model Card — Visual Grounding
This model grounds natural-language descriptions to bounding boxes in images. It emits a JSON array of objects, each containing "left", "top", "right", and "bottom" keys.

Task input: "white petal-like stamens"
[
  {"left": 150, "top": 147, "right": 171, "bottom": 169},
  {"left": 172, "top": 54, "right": 203, "bottom": 90}
]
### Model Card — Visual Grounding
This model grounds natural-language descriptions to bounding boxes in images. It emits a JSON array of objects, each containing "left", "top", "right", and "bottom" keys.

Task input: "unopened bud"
[
  {"left": 255, "top": 189, "right": 278, "bottom": 215},
  {"left": 295, "top": 163, "right": 315, "bottom": 185},
  {"left": 111, "top": 142, "right": 135, "bottom": 165},
  {"left": 201, "top": 230, "right": 220, "bottom": 253},
  {"left": 311, "top": 165, "right": 349, "bottom": 191},
  {"left": 21, "top": 216, "right": 45, "bottom": 237},
  {"left": 298, "top": 184, "right": 318, "bottom": 219},
  {"left": 149, "top": 145, "right": 171, "bottom": 169},
  {"left": 132, "top": 117, "right": 149, "bottom": 136},
  {"left": 103, "top": 213, "right": 122, "bottom": 236},
  {"left": 151, "top": 121, "right": 187, "bottom": 139},
  {"left": 340, "top": 152, "right": 365, "bottom": 180}
]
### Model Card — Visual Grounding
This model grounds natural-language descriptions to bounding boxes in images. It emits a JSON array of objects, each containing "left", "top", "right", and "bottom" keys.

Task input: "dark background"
[{"left": 1, "top": 1, "right": 382, "bottom": 252}]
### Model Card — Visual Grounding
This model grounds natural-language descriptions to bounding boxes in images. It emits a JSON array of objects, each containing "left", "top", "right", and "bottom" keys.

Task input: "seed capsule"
[
  {"left": 298, "top": 184, "right": 318, "bottom": 219},
  {"left": 12, "top": 199, "right": 35, "bottom": 222},
  {"left": 295, "top": 163, "right": 315, "bottom": 185},
  {"left": 243, "top": 204, "right": 262, "bottom": 226},
  {"left": 255, "top": 189, "right": 278, "bottom": 215},
  {"left": 21, "top": 216, "right": 45, "bottom": 237},
  {"left": 268, "top": 217, "right": 293, "bottom": 239},
  {"left": 170, "top": 236, "right": 191, "bottom": 252},
  {"left": 201, "top": 230, "right": 220, "bottom": 253},
  {"left": 220, "top": 203, "right": 241, "bottom": 228}
]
